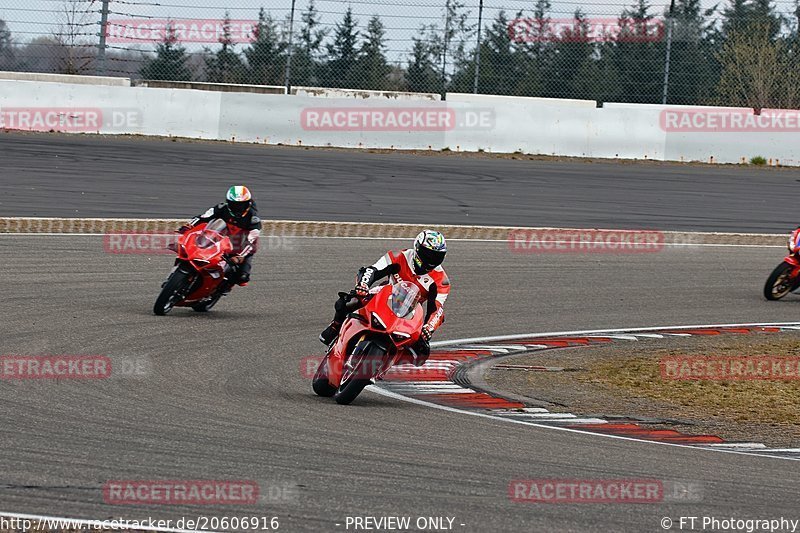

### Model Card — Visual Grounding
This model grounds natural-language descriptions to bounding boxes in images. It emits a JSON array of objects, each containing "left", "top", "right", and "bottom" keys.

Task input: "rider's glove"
[
  {"left": 354, "top": 283, "right": 370, "bottom": 298},
  {"left": 230, "top": 254, "right": 245, "bottom": 265},
  {"left": 421, "top": 324, "right": 434, "bottom": 341},
  {"left": 177, "top": 224, "right": 192, "bottom": 234}
]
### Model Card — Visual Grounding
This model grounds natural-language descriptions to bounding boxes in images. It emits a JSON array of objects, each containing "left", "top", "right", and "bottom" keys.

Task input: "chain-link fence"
[{"left": 1, "top": 1, "right": 800, "bottom": 107}]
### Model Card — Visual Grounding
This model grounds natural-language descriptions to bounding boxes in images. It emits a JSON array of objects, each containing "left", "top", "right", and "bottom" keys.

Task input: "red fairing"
[
  {"left": 325, "top": 284, "right": 425, "bottom": 388},
  {"left": 172, "top": 222, "right": 234, "bottom": 305}
]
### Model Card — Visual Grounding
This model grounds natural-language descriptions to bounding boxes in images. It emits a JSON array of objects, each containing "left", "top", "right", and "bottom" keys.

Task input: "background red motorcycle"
[
  {"left": 764, "top": 227, "right": 800, "bottom": 300},
  {"left": 153, "top": 219, "right": 238, "bottom": 315}
]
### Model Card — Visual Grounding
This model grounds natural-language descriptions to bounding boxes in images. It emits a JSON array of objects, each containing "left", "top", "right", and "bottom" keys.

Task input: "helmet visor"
[
  {"left": 228, "top": 200, "right": 251, "bottom": 217},
  {"left": 415, "top": 246, "right": 446, "bottom": 270}
]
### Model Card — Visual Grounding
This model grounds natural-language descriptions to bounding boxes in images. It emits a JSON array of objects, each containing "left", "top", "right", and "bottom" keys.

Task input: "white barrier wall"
[{"left": 2, "top": 78, "right": 800, "bottom": 165}]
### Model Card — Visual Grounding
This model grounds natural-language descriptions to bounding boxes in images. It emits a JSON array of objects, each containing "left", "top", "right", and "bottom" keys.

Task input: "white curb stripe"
[{"left": 374, "top": 322, "right": 800, "bottom": 461}]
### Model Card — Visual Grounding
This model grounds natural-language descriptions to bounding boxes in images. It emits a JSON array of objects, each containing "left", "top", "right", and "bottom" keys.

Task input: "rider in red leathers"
[{"left": 320, "top": 230, "right": 450, "bottom": 365}]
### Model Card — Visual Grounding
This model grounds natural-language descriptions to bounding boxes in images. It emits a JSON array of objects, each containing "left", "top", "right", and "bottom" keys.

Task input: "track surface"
[
  {"left": 2, "top": 131, "right": 800, "bottom": 232},
  {"left": 1, "top": 236, "right": 799, "bottom": 532}
]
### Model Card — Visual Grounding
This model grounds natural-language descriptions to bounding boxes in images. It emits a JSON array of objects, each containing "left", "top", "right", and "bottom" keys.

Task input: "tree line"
[{"left": 2, "top": 0, "right": 800, "bottom": 108}]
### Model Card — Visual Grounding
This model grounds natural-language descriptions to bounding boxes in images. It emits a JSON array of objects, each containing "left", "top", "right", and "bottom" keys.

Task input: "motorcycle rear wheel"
[
  {"left": 153, "top": 270, "right": 192, "bottom": 315},
  {"left": 764, "top": 261, "right": 798, "bottom": 300},
  {"left": 334, "top": 343, "right": 386, "bottom": 405}
]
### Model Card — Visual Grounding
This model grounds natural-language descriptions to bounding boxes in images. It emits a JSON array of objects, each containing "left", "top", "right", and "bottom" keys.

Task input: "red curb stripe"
[{"left": 662, "top": 329, "right": 721, "bottom": 335}]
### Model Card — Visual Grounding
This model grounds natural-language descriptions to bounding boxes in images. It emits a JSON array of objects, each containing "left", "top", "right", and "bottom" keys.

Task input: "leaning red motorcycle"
[
  {"left": 153, "top": 219, "right": 236, "bottom": 315},
  {"left": 312, "top": 281, "right": 429, "bottom": 405},
  {"left": 764, "top": 227, "right": 800, "bottom": 300}
]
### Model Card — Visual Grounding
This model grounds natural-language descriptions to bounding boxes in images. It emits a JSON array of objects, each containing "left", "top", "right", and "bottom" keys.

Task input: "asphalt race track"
[
  {"left": 1, "top": 233, "right": 800, "bottom": 532},
  {"left": 3, "top": 131, "right": 800, "bottom": 232},
  {"left": 3, "top": 133, "right": 800, "bottom": 532}
]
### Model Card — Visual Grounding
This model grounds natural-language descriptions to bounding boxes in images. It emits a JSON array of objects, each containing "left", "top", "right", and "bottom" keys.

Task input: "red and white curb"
[{"left": 372, "top": 322, "right": 800, "bottom": 460}]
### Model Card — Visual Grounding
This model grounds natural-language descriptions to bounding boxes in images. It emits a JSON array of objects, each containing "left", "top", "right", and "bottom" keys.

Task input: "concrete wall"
[
  {"left": 0, "top": 71, "right": 130, "bottom": 87},
  {"left": 1, "top": 77, "right": 799, "bottom": 165}
]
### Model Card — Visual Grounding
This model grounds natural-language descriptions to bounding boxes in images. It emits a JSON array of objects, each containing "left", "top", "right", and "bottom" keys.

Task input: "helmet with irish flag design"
[{"left": 226, "top": 185, "right": 253, "bottom": 220}]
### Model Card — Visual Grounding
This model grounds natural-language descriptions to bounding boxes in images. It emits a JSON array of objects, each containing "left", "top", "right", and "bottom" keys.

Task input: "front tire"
[
  {"left": 154, "top": 269, "right": 192, "bottom": 315},
  {"left": 334, "top": 343, "right": 386, "bottom": 405},
  {"left": 764, "top": 261, "right": 798, "bottom": 300},
  {"left": 312, "top": 355, "right": 336, "bottom": 397}
]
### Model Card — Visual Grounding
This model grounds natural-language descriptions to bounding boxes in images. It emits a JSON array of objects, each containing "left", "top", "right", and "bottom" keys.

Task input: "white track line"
[
  {"left": 369, "top": 387, "right": 800, "bottom": 462},
  {"left": 370, "top": 322, "right": 800, "bottom": 462},
  {"left": 429, "top": 321, "right": 800, "bottom": 347}
]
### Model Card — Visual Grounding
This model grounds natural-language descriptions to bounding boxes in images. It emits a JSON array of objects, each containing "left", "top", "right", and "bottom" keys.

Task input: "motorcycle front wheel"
[
  {"left": 312, "top": 354, "right": 337, "bottom": 397},
  {"left": 153, "top": 269, "right": 193, "bottom": 315},
  {"left": 764, "top": 261, "right": 798, "bottom": 300},
  {"left": 334, "top": 342, "right": 386, "bottom": 405}
]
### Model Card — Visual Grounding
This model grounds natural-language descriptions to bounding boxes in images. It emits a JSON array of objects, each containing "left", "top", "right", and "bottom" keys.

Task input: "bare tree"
[{"left": 52, "top": 0, "right": 96, "bottom": 74}]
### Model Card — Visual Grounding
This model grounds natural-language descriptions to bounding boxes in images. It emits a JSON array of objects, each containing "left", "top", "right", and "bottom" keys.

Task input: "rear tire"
[
  {"left": 312, "top": 356, "right": 336, "bottom": 397},
  {"left": 764, "top": 261, "right": 798, "bottom": 300},
  {"left": 154, "top": 270, "right": 192, "bottom": 315},
  {"left": 334, "top": 343, "right": 386, "bottom": 405}
]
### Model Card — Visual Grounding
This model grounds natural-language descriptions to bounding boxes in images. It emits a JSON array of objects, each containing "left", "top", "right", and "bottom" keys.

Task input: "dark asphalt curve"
[
  {"left": 2, "top": 132, "right": 800, "bottom": 232},
  {"left": 0, "top": 235, "right": 798, "bottom": 532}
]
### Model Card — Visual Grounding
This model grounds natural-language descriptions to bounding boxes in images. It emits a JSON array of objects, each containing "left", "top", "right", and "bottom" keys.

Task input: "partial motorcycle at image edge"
[
  {"left": 312, "top": 277, "right": 431, "bottom": 405},
  {"left": 764, "top": 227, "right": 800, "bottom": 300},
  {"left": 153, "top": 219, "right": 242, "bottom": 315}
]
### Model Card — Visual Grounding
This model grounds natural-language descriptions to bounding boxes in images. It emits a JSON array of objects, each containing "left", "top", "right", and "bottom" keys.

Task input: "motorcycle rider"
[
  {"left": 319, "top": 230, "right": 450, "bottom": 365},
  {"left": 179, "top": 185, "right": 261, "bottom": 292}
]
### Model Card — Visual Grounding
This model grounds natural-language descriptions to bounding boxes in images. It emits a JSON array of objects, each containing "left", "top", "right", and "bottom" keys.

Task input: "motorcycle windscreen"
[
  {"left": 390, "top": 281, "right": 420, "bottom": 318},
  {"left": 193, "top": 219, "right": 227, "bottom": 258}
]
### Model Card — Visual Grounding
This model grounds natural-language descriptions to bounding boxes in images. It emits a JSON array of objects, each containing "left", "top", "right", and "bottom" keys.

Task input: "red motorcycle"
[
  {"left": 153, "top": 219, "right": 237, "bottom": 315},
  {"left": 312, "top": 281, "right": 430, "bottom": 405},
  {"left": 764, "top": 227, "right": 800, "bottom": 300}
]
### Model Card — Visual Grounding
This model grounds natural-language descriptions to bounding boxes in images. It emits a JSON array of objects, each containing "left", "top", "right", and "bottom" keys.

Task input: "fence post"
[
  {"left": 472, "top": 0, "right": 483, "bottom": 94},
  {"left": 661, "top": 0, "right": 675, "bottom": 104},
  {"left": 97, "top": 0, "right": 110, "bottom": 76},
  {"left": 284, "top": 0, "right": 297, "bottom": 94}
]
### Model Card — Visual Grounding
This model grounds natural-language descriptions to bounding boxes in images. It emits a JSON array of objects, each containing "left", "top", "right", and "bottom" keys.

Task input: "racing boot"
[{"left": 319, "top": 320, "right": 342, "bottom": 346}]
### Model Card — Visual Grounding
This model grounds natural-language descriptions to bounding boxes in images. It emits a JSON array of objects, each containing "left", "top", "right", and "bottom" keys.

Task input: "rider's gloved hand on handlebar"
[
  {"left": 421, "top": 324, "right": 434, "bottom": 341},
  {"left": 177, "top": 224, "right": 192, "bottom": 234},
  {"left": 354, "top": 282, "right": 370, "bottom": 298}
]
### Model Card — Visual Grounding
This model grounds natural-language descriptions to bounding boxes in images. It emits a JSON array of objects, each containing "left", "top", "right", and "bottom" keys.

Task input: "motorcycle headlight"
[
  {"left": 391, "top": 332, "right": 411, "bottom": 344},
  {"left": 371, "top": 312, "right": 387, "bottom": 330}
]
